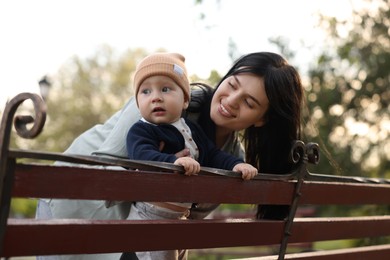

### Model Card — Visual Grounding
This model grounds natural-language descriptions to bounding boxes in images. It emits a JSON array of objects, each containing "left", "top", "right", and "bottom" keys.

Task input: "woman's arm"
[
  {"left": 62, "top": 97, "right": 140, "bottom": 158},
  {"left": 92, "top": 97, "right": 141, "bottom": 158}
]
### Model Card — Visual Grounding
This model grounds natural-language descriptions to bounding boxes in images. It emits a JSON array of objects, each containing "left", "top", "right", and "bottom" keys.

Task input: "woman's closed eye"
[
  {"left": 229, "top": 82, "right": 237, "bottom": 90},
  {"left": 229, "top": 82, "right": 256, "bottom": 108},
  {"left": 245, "top": 99, "right": 255, "bottom": 108}
]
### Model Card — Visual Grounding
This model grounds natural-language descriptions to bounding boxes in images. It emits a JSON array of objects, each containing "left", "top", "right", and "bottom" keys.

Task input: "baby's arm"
[
  {"left": 174, "top": 157, "right": 200, "bottom": 176},
  {"left": 233, "top": 163, "right": 258, "bottom": 180}
]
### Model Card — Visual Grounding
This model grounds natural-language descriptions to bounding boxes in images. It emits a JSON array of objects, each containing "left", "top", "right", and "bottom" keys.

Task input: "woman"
[
  {"left": 191, "top": 52, "right": 303, "bottom": 220},
  {"left": 36, "top": 52, "right": 304, "bottom": 260}
]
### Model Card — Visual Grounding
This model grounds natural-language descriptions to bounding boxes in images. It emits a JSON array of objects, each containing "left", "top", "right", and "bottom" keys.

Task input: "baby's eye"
[
  {"left": 162, "top": 87, "right": 171, "bottom": 93},
  {"left": 141, "top": 89, "right": 151, "bottom": 95}
]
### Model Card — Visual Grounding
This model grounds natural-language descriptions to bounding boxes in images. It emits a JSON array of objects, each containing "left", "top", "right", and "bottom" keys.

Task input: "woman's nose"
[{"left": 226, "top": 92, "right": 239, "bottom": 109}]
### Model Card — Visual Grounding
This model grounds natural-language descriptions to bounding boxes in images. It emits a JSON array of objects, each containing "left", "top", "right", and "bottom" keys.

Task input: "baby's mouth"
[{"left": 152, "top": 107, "right": 166, "bottom": 112}]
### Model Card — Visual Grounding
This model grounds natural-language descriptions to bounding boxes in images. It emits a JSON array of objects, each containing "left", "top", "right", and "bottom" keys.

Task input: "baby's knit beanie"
[{"left": 133, "top": 52, "right": 190, "bottom": 102}]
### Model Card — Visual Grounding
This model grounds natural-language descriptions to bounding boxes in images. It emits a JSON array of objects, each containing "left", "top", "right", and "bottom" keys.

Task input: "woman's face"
[{"left": 210, "top": 73, "right": 269, "bottom": 131}]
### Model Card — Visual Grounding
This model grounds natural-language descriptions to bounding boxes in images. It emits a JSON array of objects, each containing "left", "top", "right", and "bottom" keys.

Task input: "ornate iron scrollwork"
[
  {"left": 306, "top": 142, "right": 320, "bottom": 165},
  {"left": 0, "top": 93, "right": 46, "bottom": 256},
  {"left": 289, "top": 140, "right": 306, "bottom": 164},
  {"left": 5, "top": 93, "right": 46, "bottom": 140},
  {"left": 289, "top": 140, "right": 320, "bottom": 165},
  {"left": 1, "top": 92, "right": 46, "bottom": 165}
]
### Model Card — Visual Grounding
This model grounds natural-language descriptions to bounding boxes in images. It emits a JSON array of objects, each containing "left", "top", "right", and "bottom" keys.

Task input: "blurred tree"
[
  {"left": 304, "top": 1, "right": 390, "bottom": 248},
  {"left": 269, "top": 36, "right": 296, "bottom": 61},
  {"left": 21, "top": 46, "right": 220, "bottom": 154},
  {"left": 8, "top": 46, "right": 149, "bottom": 217},
  {"left": 306, "top": 0, "right": 390, "bottom": 178},
  {"left": 22, "top": 46, "right": 148, "bottom": 153}
]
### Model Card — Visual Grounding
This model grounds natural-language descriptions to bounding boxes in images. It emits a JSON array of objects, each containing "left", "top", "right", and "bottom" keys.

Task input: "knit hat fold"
[{"left": 133, "top": 53, "right": 190, "bottom": 101}]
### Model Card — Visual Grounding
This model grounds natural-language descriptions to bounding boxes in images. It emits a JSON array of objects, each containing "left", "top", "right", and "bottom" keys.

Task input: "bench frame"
[{"left": 1, "top": 93, "right": 389, "bottom": 259}]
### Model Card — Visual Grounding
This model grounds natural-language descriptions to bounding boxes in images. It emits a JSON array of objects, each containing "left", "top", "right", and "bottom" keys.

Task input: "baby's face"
[{"left": 137, "top": 75, "right": 188, "bottom": 124}]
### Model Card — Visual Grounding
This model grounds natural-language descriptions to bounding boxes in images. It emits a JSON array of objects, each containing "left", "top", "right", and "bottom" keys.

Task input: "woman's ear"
[{"left": 253, "top": 117, "right": 266, "bottom": 127}]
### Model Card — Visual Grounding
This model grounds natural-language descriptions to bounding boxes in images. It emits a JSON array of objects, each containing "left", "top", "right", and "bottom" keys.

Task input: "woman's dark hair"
[
  {"left": 189, "top": 52, "right": 304, "bottom": 219},
  {"left": 230, "top": 53, "right": 304, "bottom": 219},
  {"left": 187, "top": 82, "right": 215, "bottom": 140}
]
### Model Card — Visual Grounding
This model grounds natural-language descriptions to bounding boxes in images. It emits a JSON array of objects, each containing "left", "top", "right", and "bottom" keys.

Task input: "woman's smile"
[
  {"left": 211, "top": 73, "right": 269, "bottom": 131},
  {"left": 218, "top": 102, "right": 235, "bottom": 118}
]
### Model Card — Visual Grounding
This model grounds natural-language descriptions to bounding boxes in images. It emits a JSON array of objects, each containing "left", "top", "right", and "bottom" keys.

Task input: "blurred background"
[{"left": 1, "top": 0, "right": 389, "bottom": 258}]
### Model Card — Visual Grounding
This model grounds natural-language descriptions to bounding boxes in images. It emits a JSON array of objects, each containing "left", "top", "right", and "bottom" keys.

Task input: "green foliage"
[
  {"left": 25, "top": 46, "right": 149, "bottom": 153},
  {"left": 314, "top": 239, "right": 354, "bottom": 251},
  {"left": 217, "top": 204, "right": 255, "bottom": 216},
  {"left": 208, "top": 70, "right": 222, "bottom": 86},
  {"left": 10, "top": 198, "right": 37, "bottom": 218},
  {"left": 306, "top": 0, "right": 390, "bottom": 178},
  {"left": 190, "top": 69, "right": 222, "bottom": 87},
  {"left": 19, "top": 45, "right": 222, "bottom": 155},
  {"left": 304, "top": 0, "right": 390, "bottom": 246}
]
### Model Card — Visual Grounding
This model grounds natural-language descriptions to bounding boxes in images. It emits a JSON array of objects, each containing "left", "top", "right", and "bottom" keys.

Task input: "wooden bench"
[{"left": 1, "top": 93, "right": 390, "bottom": 259}]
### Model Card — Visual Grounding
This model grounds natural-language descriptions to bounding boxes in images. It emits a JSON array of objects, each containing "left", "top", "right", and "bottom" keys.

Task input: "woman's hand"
[
  {"left": 233, "top": 163, "right": 258, "bottom": 180},
  {"left": 174, "top": 157, "right": 200, "bottom": 176}
]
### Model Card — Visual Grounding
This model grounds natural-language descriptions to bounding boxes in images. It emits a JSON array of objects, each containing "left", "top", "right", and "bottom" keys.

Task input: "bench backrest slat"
[
  {"left": 252, "top": 244, "right": 390, "bottom": 260},
  {"left": 13, "top": 164, "right": 296, "bottom": 204},
  {"left": 4, "top": 216, "right": 390, "bottom": 257},
  {"left": 4, "top": 218, "right": 285, "bottom": 256},
  {"left": 13, "top": 164, "right": 390, "bottom": 205},
  {"left": 300, "top": 182, "right": 390, "bottom": 205}
]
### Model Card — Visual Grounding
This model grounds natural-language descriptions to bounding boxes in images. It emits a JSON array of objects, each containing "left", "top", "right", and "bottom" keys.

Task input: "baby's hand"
[
  {"left": 233, "top": 163, "right": 258, "bottom": 180},
  {"left": 175, "top": 148, "right": 191, "bottom": 158},
  {"left": 174, "top": 157, "right": 200, "bottom": 176}
]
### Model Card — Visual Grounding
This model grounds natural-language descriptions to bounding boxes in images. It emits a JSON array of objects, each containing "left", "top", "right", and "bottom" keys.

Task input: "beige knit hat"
[{"left": 133, "top": 52, "right": 190, "bottom": 102}]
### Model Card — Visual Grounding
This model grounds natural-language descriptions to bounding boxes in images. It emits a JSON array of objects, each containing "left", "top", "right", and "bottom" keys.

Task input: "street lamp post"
[{"left": 38, "top": 76, "right": 51, "bottom": 101}]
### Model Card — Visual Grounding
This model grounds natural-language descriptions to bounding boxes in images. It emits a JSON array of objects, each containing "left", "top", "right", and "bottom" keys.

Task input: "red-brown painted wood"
[
  {"left": 248, "top": 244, "right": 390, "bottom": 259},
  {"left": 289, "top": 216, "right": 390, "bottom": 243},
  {"left": 3, "top": 163, "right": 390, "bottom": 258},
  {"left": 12, "top": 164, "right": 390, "bottom": 205},
  {"left": 3, "top": 217, "right": 390, "bottom": 257},
  {"left": 12, "top": 164, "right": 295, "bottom": 204},
  {"left": 300, "top": 181, "right": 390, "bottom": 205},
  {"left": 3, "top": 218, "right": 284, "bottom": 257}
]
